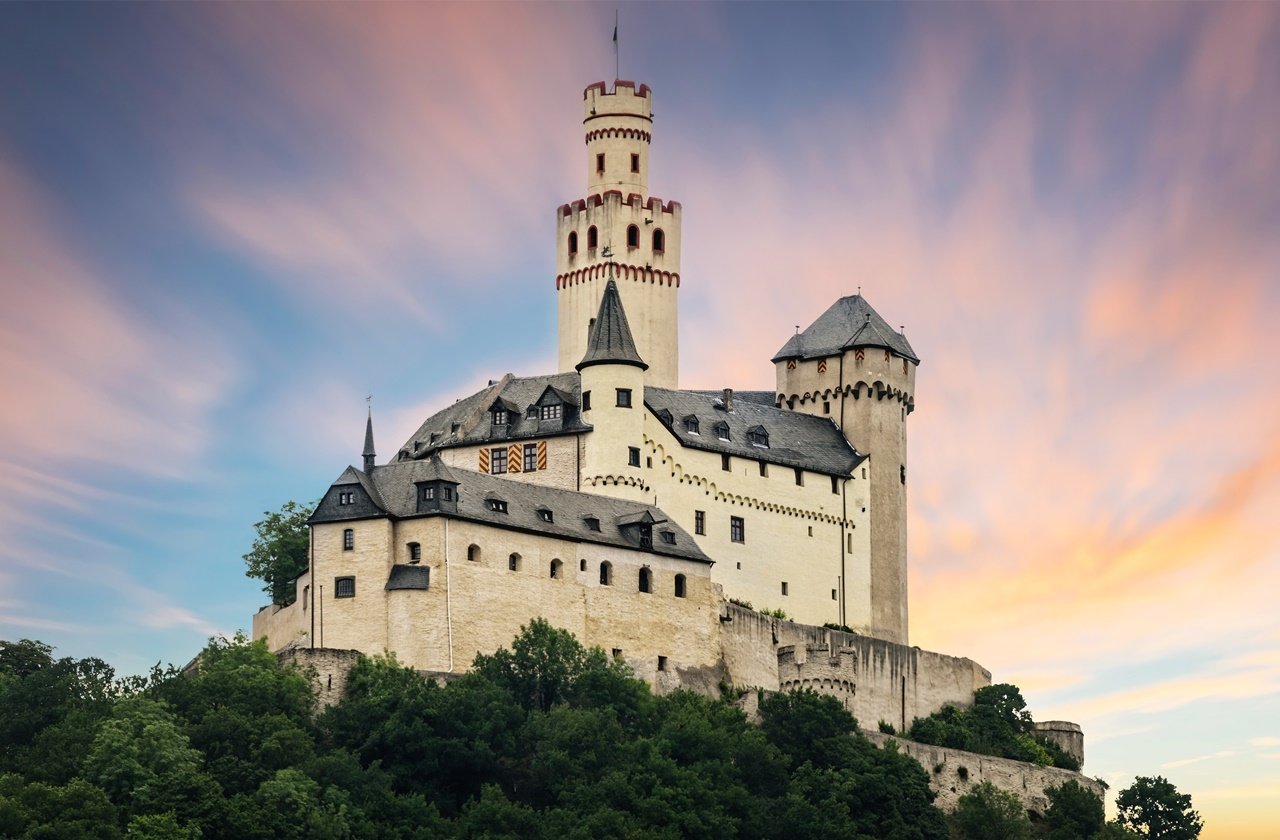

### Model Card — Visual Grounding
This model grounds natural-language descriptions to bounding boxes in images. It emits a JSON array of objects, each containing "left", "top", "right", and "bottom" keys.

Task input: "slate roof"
[
  {"left": 385, "top": 565, "right": 430, "bottom": 591},
  {"left": 645, "top": 387, "right": 865, "bottom": 477},
  {"left": 314, "top": 458, "right": 712, "bottom": 565},
  {"left": 773, "top": 295, "right": 919, "bottom": 364},
  {"left": 577, "top": 279, "right": 648, "bottom": 371},
  {"left": 396, "top": 373, "right": 590, "bottom": 462}
]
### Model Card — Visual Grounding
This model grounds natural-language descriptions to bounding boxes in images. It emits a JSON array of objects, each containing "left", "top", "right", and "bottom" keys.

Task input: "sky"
[{"left": 1, "top": 2, "right": 1277, "bottom": 835}]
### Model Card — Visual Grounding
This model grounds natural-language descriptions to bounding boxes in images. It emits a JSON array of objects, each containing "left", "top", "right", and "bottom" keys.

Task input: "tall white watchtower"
[{"left": 556, "top": 81, "right": 682, "bottom": 389}]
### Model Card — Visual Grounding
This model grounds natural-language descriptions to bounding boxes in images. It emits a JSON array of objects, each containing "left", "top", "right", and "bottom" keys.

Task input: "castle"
[{"left": 253, "top": 80, "right": 1093, "bottom": 808}]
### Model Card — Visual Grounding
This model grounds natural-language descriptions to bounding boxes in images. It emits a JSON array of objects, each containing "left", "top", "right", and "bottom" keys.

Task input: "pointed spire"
[
  {"left": 576, "top": 279, "right": 648, "bottom": 371},
  {"left": 362, "top": 407, "right": 376, "bottom": 473}
]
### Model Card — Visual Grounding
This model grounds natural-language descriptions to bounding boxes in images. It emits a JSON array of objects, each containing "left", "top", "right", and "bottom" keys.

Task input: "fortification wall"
[
  {"left": 278, "top": 647, "right": 363, "bottom": 710},
  {"left": 717, "top": 603, "right": 990, "bottom": 731},
  {"left": 864, "top": 732, "right": 1105, "bottom": 815}
]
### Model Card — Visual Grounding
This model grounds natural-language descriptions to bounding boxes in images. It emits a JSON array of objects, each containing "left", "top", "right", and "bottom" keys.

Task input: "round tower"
[
  {"left": 557, "top": 81, "right": 682, "bottom": 389},
  {"left": 773, "top": 296, "right": 918, "bottom": 644}
]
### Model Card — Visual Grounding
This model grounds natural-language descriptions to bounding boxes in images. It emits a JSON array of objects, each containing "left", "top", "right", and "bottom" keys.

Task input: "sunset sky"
[{"left": 1, "top": 3, "right": 1277, "bottom": 835}]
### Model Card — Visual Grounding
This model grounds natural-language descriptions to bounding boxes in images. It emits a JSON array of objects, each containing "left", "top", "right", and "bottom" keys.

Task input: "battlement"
[
  {"left": 558, "top": 193, "right": 682, "bottom": 217},
  {"left": 584, "top": 80, "right": 653, "bottom": 102}
]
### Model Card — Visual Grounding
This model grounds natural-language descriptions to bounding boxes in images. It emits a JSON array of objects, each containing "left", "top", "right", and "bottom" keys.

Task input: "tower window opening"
[
  {"left": 508, "top": 553, "right": 520, "bottom": 572},
  {"left": 568, "top": 231, "right": 578, "bottom": 256},
  {"left": 600, "top": 562, "right": 613, "bottom": 586},
  {"left": 759, "top": 461, "right": 768, "bottom": 477},
  {"left": 582, "top": 390, "right": 592, "bottom": 411},
  {"left": 652, "top": 228, "right": 665, "bottom": 253},
  {"left": 730, "top": 516, "right": 745, "bottom": 543},
  {"left": 823, "top": 401, "right": 831, "bottom": 414},
  {"left": 794, "top": 468, "right": 804, "bottom": 487},
  {"left": 550, "top": 558, "right": 563, "bottom": 579},
  {"left": 631, "top": 153, "right": 640, "bottom": 173},
  {"left": 721, "top": 453, "right": 731, "bottom": 471},
  {"left": 831, "top": 476, "right": 840, "bottom": 494},
  {"left": 626, "top": 224, "right": 639, "bottom": 249},
  {"left": 674, "top": 574, "right": 687, "bottom": 598},
  {"left": 579, "top": 558, "right": 587, "bottom": 571},
  {"left": 343, "top": 529, "right": 354, "bottom": 551},
  {"left": 467, "top": 544, "right": 481, "bottom": 563},
  {"left": 639, "top": 567, "right": 652, "bottom": 593},
  {"left": 596, "top": 153, "right": 605, "bottom": 173},
  {"left": 629, "top": 447, "right": 641, "bottom": 467},
  {"left": 781, "top": 581, "right": 789, "bottom": 596},
  {"left": 335, "top": 576, "right": 355, "bottom": 598},
  {"left": 694, "top": 510, "right": 705, "bottom": 535},
  {"left": 616, "top": 388, "right": 632, "bottom": 408},
  {"left": 657, "top": 655, "right": 667, "bottom": 672},
  {"left": 587, "top": 225, "right": 598, "bottom": 249},
  {"left": 408, "top": 542, "right": 421, "bottom": 563}
]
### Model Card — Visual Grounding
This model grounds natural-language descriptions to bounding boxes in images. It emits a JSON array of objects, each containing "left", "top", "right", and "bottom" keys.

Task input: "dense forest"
[{"left": 0, "top": 623, "right": 1198, "bottom": 839}]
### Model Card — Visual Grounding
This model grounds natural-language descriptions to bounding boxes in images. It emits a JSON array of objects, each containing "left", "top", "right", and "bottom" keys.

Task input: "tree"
[
  {"left": 950, "top": 781, "right": 1032, "bottom": 840},
  {"left": 243, "top": 500, "right": 314, "bottom": 605},
  {"left": 1043, "top": 780, "right": 1105, "bottom": 840},
  {"left": 1115, "top": 776, "right": 1202, "bottom": 840}
]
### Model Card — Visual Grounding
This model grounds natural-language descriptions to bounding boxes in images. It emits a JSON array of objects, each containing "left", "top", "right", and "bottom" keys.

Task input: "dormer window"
[
  {"left": 714, "top": 422, "right": 730, "bottom": 441},
  {"left": 660, "top": 531, "right": 676, "bottom": 545},
  {"left": 429, "top": 432, "right": 440, "bottom": 444},
  {"left": 487, "top": 499, "right": 508, "bottom": 514},
  {"left": 537, "top": 508, "right": 553, "bottom": 523},
  {"left": 683, "top": 415, "right": 700, "bottom": 434},
  {"left": 658, "top": 409, "right": 673, "bottom": 426},
  {"left": 584, "top": 516, "right": 601, "bottom": 532},
  {"left": 540, "top": 404, "right": 561, "bottom": 420},
  {"left": 450, "top": 422, "right": 460, "bottom": 433},
  {"left": 442, "top": 487, "right": 453, "bottom": 501},
  {"left": 338, "top": 491, "right": 354, "bottom": 505},
  {"left": 492, "top": 410, "right": 508, "bottom": 426},
  {"left": 421, "top": 486, "right": 435, "bottom": 501},
  {"left": 748, "top": 426, "right": 769, "bottom": 448}
]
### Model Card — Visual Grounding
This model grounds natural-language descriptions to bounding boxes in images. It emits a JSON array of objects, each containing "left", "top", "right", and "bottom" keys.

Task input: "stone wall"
[
  {"left": 278, "top": 647, "right": 363, "bottom": 710},
  {"left": 717, "top": 602, "right": 991, "bottom": 731},
  {"left": 864, "top": 732, "right": 1106, "bottom": 815},
  {"left": 1035, "top": 720, "right": 1085, "bottom": 768}
]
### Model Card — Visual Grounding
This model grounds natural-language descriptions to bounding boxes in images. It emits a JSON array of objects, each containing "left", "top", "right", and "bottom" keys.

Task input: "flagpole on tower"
[{"left": 613, "top": 9, "right": 619, "bottom": 84}]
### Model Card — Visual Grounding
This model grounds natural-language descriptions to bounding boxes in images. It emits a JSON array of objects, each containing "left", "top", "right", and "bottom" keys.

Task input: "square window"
[
  {"left": 694, "top": 510, "right": 705, "bottom": 535},
  {"left": 730, "top": 516, "right": 745, "bottom": 543},
  {"left": 490, "top": 448, "right": 507, "bottom": 474},
  {"left": 628, "top": 447, "right": 641, "bottom": 467},
  {"left": 524, "top": 443, "right": 538, "bottom": 472},
  {"left": 335, "top": 576, "right": 355, "bottom": 598},
  {"left": 616, "top": 388, "right": 632, "bottom": 408}
]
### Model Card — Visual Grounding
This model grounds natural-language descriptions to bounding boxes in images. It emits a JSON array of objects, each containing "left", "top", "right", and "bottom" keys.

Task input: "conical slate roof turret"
[
  {"left": 576, "top": 279, "right": 648, "bottom": 371},
  {"left": 363, "top": 408, "right": 377, "bottom": 472}
]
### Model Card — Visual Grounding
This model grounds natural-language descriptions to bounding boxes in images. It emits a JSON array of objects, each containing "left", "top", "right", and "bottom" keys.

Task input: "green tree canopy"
[
  {"left": 1115, "top": 776, "right": 1203, "bottom": 840},
  {"left": 949, "top": 781, "right": 1033, "bottom": 840},
  {"left": 243, "top": 500, "right": 314, "bottom": 605},
  {"left": 1044, "top": 779, "right": 1106, "bottom": 840}
]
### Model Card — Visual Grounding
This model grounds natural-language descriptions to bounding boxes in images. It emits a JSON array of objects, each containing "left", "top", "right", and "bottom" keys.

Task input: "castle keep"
[{"left": 253, "top": 81, "right": 1091, "bottom": 804}]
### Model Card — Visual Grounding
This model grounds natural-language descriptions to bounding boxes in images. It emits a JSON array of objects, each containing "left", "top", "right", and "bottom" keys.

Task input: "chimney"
[{"left": 722, "top": 388, "right": 734, "bottom": 413}]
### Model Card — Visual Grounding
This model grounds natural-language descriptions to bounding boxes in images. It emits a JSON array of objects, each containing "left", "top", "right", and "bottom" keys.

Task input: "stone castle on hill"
[{"left": 253, "top": 79, "right": 1095, "bottom": 811}]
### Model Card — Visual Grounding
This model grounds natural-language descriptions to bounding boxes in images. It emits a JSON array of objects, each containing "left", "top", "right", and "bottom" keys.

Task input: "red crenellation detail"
[
  {"left": 555, "top": 262, "right": 680, "bottom": 288},
  {"left": 583, "top": 81, "right": 608, "bottom": 98},
  {"left": 558, "top": 204, "right": 571, "bottom": 217},
  {"left": 602, "top": 189, "right": 624, "bottom": 202},
  {"left": 626, "top": 193, "right": 643, "bottom": 206},
  {"left": 572, "top": 199, "right": 586, "bottom": 212}
]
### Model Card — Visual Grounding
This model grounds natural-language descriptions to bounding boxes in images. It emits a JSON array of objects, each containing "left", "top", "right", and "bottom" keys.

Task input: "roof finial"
[{"left": 363, "top": 399, "right": 376, "bottom": 473}]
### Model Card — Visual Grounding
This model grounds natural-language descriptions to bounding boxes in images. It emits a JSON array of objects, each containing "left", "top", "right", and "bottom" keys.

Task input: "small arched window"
[
  {"left": 467, "top": 544, "right": 481, "bottom": 563},
  {"left": 579, "top": 558, "right": 587, "bottom": 572},
  {"left": 568, "top": 231, "right": 578, "bottom": 256},
  {"left": 600, "top": 561, "right": 613, "bottom": 586},
  {"left": 639, "top": 567, "right": 652, "bottom": 594},
  {"left": 626, "top": 224, "right": 639, "bottom": 249},
  {"left": 674, "top": 574, "right": 687, "bottom": 598},
  {"left": 550, "top": 558, "right": 563, "bottom": 579},
  {"left": 508, "top": 553, "right": 521, "bottom": 572},
  {"left": 652, "top": 229, "right": 665, "bottom": 254},
  {"left": 587, "top": 225, "right": 598, "bottom": 250}
]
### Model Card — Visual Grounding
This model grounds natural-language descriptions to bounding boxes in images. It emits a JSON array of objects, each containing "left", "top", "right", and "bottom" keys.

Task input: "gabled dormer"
[
  {"left": 617, "top": 509, "right": 665, "bottom": 551},
  {"left": 413, "top": 456, "right": 461, "bottom": 515},
  {"left": 531, "top": 384, "right": 577, "bottom": 432},
  {"left": 489, "top": 397, "right": 520, "bottom": 432}
]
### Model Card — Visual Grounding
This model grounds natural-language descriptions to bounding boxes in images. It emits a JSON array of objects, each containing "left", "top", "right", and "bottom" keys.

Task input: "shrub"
[{"left": 950, "top": 781, "right": 1032, "bottom": 840}]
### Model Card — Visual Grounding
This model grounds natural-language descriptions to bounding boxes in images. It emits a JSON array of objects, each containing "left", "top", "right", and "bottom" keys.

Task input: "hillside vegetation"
[{"left": 0, "top": 624, "right": 1195, "bottom": 839}]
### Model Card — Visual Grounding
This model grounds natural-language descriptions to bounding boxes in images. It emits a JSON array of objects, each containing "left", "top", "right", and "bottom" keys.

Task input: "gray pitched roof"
[
  {"left": 773, "top": 295, "right": 919, "bottom": 364},
  {"left": 385, "top": 565, "right": 431, "bottom": 590},
  {"left": 397, "top": 373, "right": 590, "bottom": 462},
  {"left": 645, "top": 387, "right": 865, "bottom": 477},
  {"left": 314, "top": 457, "right": 711, "bottom": 565},
  {"left": 577, "top": 279, "right": 648, "bottom": 371}
]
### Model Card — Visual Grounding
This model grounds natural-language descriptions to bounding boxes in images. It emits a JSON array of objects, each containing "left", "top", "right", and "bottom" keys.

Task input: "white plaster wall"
[{"left": 439, "top": 435, "right": 581, "bottom": 490}]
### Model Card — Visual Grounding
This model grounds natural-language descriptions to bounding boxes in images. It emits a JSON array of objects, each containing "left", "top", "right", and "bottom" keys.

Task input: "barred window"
[{"left": 335, "top": 577, "right": 355, "bottom": 598}]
